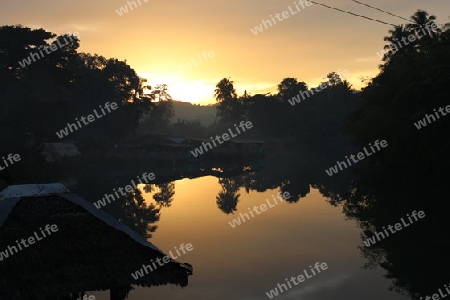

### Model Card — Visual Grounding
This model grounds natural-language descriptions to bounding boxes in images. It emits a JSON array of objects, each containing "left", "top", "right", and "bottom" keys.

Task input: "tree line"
[
  {"left": 0, "top": 25, "right": 173, "bottom": 151},
  {"left": 1, "top": 9, "right": 449, "bottom": 182}
]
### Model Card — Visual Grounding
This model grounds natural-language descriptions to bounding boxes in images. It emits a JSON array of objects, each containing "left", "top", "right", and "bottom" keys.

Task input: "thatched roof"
[{"left": 0, "top": 184, "right": 193, "bottom": 299}]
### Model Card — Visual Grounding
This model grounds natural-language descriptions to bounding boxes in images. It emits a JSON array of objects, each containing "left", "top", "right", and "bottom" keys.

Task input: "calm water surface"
[{"left": 86, "top": 175, "right": 407, "bottom": 300}]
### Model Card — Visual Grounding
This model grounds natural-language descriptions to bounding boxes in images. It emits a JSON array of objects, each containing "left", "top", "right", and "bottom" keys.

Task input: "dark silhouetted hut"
[{"left": 0, "top": 184, "right": 193, "bottom": 300}]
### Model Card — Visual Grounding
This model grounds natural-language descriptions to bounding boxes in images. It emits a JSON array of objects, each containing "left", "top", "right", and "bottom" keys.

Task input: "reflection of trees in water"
[
  {"left": 321, "top": 177, "right": 450, "bottom": 300},
  {"left": 153, "top": 183, "right": 176, "bottom": 208},
  {"left": 119, "top": 188, "right": 160, "bottom": 239},
  {"left": 221, "top": 172, "right": 311, "bottom": 205},
  {"left": 143, "top": 183, "right": 154, "bottom": 194},
  {"left": 313, "top": 174, "right": 356, "bottom": 208},
  {"left": 238, "top": 171, "right": 281, "bottom": 193},
  {"left": 111, "top": 285, "right": 134, "bottom": 300},
  {"left": 216, "top": 177, "right": 241, "bottom": 214},
  {"left": 279, "top": 179, "right": 310, "bottom": 203},
  {"left": 142, "top": 183, "right": 176, "bottom": 208}
]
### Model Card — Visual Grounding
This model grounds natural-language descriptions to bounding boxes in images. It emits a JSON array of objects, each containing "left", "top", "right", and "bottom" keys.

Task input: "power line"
[
  {"left": 310, "top": 1, "right": 398, "bottom": 27},
  {"left": 348, "top": 0, "right": 414, "bottom": 24}
]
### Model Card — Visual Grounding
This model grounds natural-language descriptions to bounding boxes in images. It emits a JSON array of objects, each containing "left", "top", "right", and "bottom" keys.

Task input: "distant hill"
[{"left": 171, "top": 100, "right": 217, "bottom": 126}]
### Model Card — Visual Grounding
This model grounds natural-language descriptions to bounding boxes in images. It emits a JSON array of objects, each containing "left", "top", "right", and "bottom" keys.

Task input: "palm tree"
[
  {"left": 405, "top": 9, "right": 440, "bottom": 44},
  {"left": 214, "top": 77, "right": 237, "bottom": 103},
  {"left": 214, "top": 78, "right": 242, "bottom": 125},
  {"left": 382, "top": 25, "right": 411, "bottom": 61},
  {"left": 405, "top": 10, "right": 437, "bottom": 32}
]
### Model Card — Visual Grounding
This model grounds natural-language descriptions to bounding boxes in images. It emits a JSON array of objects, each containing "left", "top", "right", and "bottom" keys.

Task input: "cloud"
[
  {"left": 281, "top": 273, "right": 352, "bottom": 299},
  {"left": 54, "top": 22, "right": 108, "bottom": 34}
]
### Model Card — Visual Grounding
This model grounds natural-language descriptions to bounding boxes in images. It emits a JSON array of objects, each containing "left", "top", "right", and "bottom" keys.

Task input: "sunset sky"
[{"left": 1, "top": 0, "right": 449, "bottom": 104}]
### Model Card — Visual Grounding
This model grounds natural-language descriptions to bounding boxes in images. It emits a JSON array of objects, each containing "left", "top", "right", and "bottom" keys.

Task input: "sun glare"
[{"left": 139, "top": 73, "right": 216, "bottom": 105}]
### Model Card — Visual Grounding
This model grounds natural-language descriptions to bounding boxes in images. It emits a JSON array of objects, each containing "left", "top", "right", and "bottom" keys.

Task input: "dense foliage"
[{"left": 0, "top": 25, "right": 172, "bottom": 150}]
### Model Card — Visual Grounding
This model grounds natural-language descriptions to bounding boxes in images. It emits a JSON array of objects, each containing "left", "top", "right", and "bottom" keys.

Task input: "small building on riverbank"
[
  {"left": 86, "top": 137, "right": 265, "bottom": 166},
  {"left": 41, "top": 142, "right": 81, "bottom": 163},
  {"left": 0, "top": 183, "right": 193, "bottom": 300}
]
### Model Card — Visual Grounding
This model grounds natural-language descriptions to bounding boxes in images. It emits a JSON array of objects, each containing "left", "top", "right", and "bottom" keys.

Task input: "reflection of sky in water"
[{"left": 91, "top": 176, "right": 407, "bottom": 300}]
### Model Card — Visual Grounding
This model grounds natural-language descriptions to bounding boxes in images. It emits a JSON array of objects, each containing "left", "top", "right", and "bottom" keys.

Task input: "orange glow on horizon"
[{"left": 8, "top": 0, "right": 447, "bottom": 104}]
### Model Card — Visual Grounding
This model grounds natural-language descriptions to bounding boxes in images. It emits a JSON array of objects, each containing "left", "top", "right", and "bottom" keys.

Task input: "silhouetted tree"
[
  {"left": 405, "top": 10, "right": 437, "bottom": 34},
  {"left": 277, "top": 77, "right": 308, "bottom": 101},
  {"left": 0, "top": 25, "right": 156, "bottom": 150},
  {"left": 214, "top": 78, "right": 243, "bottom": 126},
  {"left": 380, "top": 25, "right": 413, "bottom": 61},
  {"left": 214, "top": 77, "right": 237, "bottom": 102},
  {"left": 344, "top": 10, "right": 450, "bottom": 179}
]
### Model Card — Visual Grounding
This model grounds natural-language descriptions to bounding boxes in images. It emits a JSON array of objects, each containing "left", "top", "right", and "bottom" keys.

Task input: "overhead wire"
[
  {"left": 348, "top": 0, "right": 414, "bottom": 24},
  {"left": 309, "top": 1, "right": 400, "bottom": 27}
]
